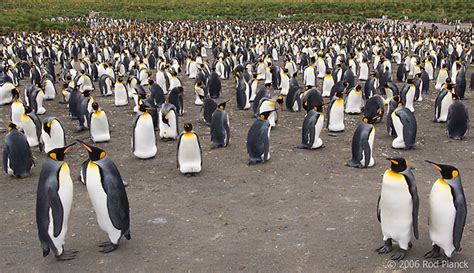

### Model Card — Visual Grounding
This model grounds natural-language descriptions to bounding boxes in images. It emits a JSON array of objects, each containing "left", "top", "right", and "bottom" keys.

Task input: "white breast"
[
  {"left": 178, "top": 134, "right": 202, "bottom": 174},
  {"left": 134, "top": 114, "right": 157, "bottom": 159}
]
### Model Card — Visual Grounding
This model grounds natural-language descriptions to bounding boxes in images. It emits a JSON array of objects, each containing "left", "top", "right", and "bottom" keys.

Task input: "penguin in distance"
[
  {"left": 3, "top": 123, "right": 34, "bottom": 178},
  {"left": 177, "top": 123, "right": 202, "bottom": 176},
  {"left": 210, "top": 101, "right": 230, "bottom": 149}
]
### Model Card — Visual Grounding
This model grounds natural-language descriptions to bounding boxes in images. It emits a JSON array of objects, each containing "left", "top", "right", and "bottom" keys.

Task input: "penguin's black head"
[
  {"left": 11, "top": 88, "right": 20, "bottom": 99},
  {"left": 406, "top": 79, "right": 415, "bottom": 84},
  {"left": 92, "top": 102, "right": 99, "bottom": 111},
  {"left": 387, "top": 157, "right": 408, "bottom": 173},
  {"left": 7, "top": 123, "right": 18, "bottom": 132},
  {"left": 355, "top": 84, "right": 362, "bottom": 91},
  {"left": 48, "top": 143, "right": 75, "bottom": 161},
  {"left": 276, "top": 95, "right": 284, "bottom": 105},
  {"left": 24, "top": 105, "right": 33, "bottom": 114},
  {"left": 82, "top": 90, "right": 91, "bottom": 97},
  {"left": 148, "top": 79, "right": 154, "bottom": 85},
  {"left": 43, "top": 119, "right": 54, "bottom": 136},
  {"left": 218, "top": 100, "right": 228, "bottom": 110},
  {"left": 184, "top": 123, "right": 193, "bottom": 132},
  {"left": 259, "top": 111, "right": 273, "bottom": 120},
  {"left": 325, "top": 69, "right": 331, "bottom": 74},
  {"left": 77, "top": 139, "right": 106, "bottom": 161},
  {"left": 426, "top": 160, "right": 459, "bottom": 180},
  {"left": 343, "top": 81, "right": 349, "bottom": 87},
  {"left": 139, "top": 103, "right": 152, "bottom": 113},
  {"left": 265, "top": 83, "right": 271, "bottom": 88},
  {"left": 447, "top": 83, "right": 456, "bottom": 90}
]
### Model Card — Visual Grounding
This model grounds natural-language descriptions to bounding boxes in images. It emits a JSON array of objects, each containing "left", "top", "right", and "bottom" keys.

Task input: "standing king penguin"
[
  {"left": 78, "top": 140, "right": 131, "bottom": 253},
  {"left": 247, "top": 111, "right": 272, "bottom": 164},
  {"left": 177, "top": 123, "right": 202, "bottom": 175},
  {"left": 3, "top": 123, "right": 34, "bottom": 178},
  {"left": 376, "top": 158, "right": 419, "bottom": 260},
  {"left": 424, "top": 161, "right": 466, "bottom": 259},
  {"left": 36, "top": 144, "right": 76, "bottom": 260}
]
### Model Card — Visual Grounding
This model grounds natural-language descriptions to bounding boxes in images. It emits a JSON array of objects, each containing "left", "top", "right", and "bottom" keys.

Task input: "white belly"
[
  {"left": 11, "top": 102, "right": 24, "bottom": 127},
  {"left": 178, "top": 136, "right": 202, "bottom": 174},
  {"left": 322, "top": 77, "right": 334, "bottom": 97},
  {"left": 392, "top": 113, "right": 406, "bottom": 149},
  {"left": 22, "top": 117, "right": 39, "bottom": 147},
  {"left": 438, "top": 95, "right": 453, "bottom": 122},
  {"left": 380, "top": 171, "right": 413, "bottom": 249},
  {"left": 42, "top": 123, "right": 65, "bottom": 153},
  {"left": 361, "top": 128, "right": 375, "bottom": 167},
  {"left": 429, "top": 180, "right": 456, "bottom": 257},
  {"left": 134, "top": 115, "right": 157, "bottom": 159},
  {"left": 405, "top": 87, "right": 415, "bottom": 112},
  {"left": 90, "top": 112, "right": 110, "bottom": 142},
  {"left": 86, "top": 162, "right": 122, "bottom": 244},
  {"left": 311, "top": 115, "right": 324, "bottom": 149},
  {"left": 359, "top": 64, "right": 369, "bottom": 81},
  {"left": 114, "top": 84, "right": 128, "bottom": 106},
  {"left": 345, "top": 92, "right": 363, "bottom": 114},
  {"left": 159, "top": 111, "right": 178, "bottom": 139},
  {"left": 328, "top": 101, "right": 345, "bottom": 132},
  {"left": 44, "top": 82, "right": 56, "bottom": 100}
]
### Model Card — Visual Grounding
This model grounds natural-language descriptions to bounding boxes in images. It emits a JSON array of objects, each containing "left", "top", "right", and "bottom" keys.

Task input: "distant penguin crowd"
[{"left": 0, "top": 17, "right": 472, "bottom": 261}]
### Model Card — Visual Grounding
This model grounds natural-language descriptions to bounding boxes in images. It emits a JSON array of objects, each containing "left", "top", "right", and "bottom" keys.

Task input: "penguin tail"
[
  {"left": 296, "top": 144, "right": 309, "bottom": 149},
  {"left": 124, "top": 231, "right": 131, "bottom": 240}
]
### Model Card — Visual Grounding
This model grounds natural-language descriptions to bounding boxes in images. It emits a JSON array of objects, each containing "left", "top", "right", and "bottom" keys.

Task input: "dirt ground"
[{"left": 1, "top": 57, "right": 473, "bottom": 272}]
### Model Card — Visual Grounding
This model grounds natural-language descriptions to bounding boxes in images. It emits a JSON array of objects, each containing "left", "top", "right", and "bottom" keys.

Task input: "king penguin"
[
  {"left": 347, "top": 118, "right": 376, "bottom": 168},
  {"left": 132, "top": 103, "right": 157, "bottom": 159},
  {"left": 327, "top": 90, "right": 345, "bottom": 132},
  {"left": 247, "top": 111, "right": 272, "bottom": 165},
  {"left": 210, "top": 101, "right": 230, "bottom": 149},
  {"left": 391, "top": 106, "right": 417, "bottom": 149},
  {"left": 297, "top": 108, "right": 324, "bottom": 149},
  {"left": 21, "top": 105, "right": 42, "bottom": 148},
  {"left": 41, "top": 117, "right": 66, "bottom": 153},
  {"left": 376, "top": 157, "right": 418, "bottom": 260},
  {"left": 3, "top": 123, "right": 34, "bottom": 178},
  {"left": 177, "top": 123, "right": 202, "bottom": 176},
  {"left": 78, "top": 140, "right": 131, "bottom": 253},
  {"left": 89, "top": 102, "right": 111, "bottom": 143},
  {"left": 434, "top": 83, "right": 455, "bottom": 122},
  {"left": 446, "top": 95, "right": 469, "bottom": 140},
  {"left": 345, "top": 85, "right": 364, "bottom": 114},
  {"left": 159, "top": 102, "right": 179, "bottom": 140},
  {"left": 36, "top": 144, "right": 76, "bottom": 260},
  {"left": 424, "top": 161, "right": 466, "bottom": 259}
]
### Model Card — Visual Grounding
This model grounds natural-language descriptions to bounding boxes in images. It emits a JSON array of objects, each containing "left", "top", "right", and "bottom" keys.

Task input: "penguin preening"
[
  {"left": 376, "top": 158, "right": 419, "bottom": 260},
  {"left": 210, "top": 101, "right": 230, "bottom": 149},
  {"left": 36, "top": 144, "right": 76, "bottom": 260},
  {"left": 247, "top": 111, "right": 272, "bottom": 165},
  {"left": 78, "top": 140, "right": 131, "bottom": 253},
  {"left": 347, "top": 119, "right": 375, "bottom": 168},
  {"left": 424, "top": 161, "right": 466, "bottom": 259}
]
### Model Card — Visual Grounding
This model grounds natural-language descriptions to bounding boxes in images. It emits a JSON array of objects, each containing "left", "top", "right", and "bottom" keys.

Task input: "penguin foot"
[
  {"left": 99, "top": 241, "right": 118, "bottom": 253},
  {"left": 375, "top": 239, "right": 393, "bottom": 254},
  {"left": 391, "top": 250, "right": 407, "bottom": 260},
  {"left": 424, "top": 245, "right": 442, "bottom": 259},
  {"left": 56, "top": 249, "right": 78, "bottom": 261}
]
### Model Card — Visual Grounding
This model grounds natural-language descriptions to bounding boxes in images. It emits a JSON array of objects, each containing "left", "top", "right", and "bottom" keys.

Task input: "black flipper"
[
  {"left": 3, "top": 146, "right": 8, "bottom": 173},
  {"left": 376, "top": 195, "right": 381, "bottom": 222},
  {"left": 48, "top": 186, "right": 64, "bottom": 237},
  {"left": 451, "top": 184, "right": 467, "bottom": 251},
  {"left": 403, "top": 172, "right": 419, "bottom": 239}
]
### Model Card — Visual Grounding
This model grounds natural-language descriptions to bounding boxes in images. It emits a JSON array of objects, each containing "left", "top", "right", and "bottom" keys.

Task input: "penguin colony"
[{"left": 0, "top": 18, "right": 472, "bottom": 262}]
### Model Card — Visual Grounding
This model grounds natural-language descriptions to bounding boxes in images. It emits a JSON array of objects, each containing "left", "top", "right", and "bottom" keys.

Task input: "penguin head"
[
  {"left": 11, "top": 88, "right": 20, "bottom": 99},
  {"left": 276, "top": 95, "right": 284, "bottom": 105},
  {"left": 426, "top": 160, "right": 460, "bottom": 180},
  {"left": 48, "top": 143, "right": 75, "bottom": 161},
  {"left": 92, "top": 102, "right": 99, "bottom": 112},
  {"left": 77, "top": 139, "right": 106, "bottom": 161},
  {"left": 218, "top": 100, "right": 228, "bottom": 110},
  {"left": 139, "top": 103, "right": 152, "bottom": 113},
  {"left": 184, "top": 123, "right": 193, "bottom": 133},
  {"left": 265, "top": 83, "right": 271, "bottom": 89},
  {"left": 446, "top": 83, "right": 456, "bottom": 91},
  {"left": 259, "top": 111, "right": 273, "bottom": 120},
  {"left": 387, "top": 157, "right": 408, "bottom": 173},
  {"left": 24, "top": 105, "right": 33, "bottom": 114},
  {"left": 406, "top": 78, "right": 415, "bottom": 84},
  {"left": 43, "top": 120, "right": 54, "bottom": 136},
  {"left": 7, "top": 123, "right": 18, "bottom": 132}
]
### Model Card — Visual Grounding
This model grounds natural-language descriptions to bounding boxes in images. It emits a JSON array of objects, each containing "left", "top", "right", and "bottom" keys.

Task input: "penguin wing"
[
  {"left": 3, "top": 145, "right": 9, "bottom": 173},
  {"left": 362, "top": 127, "right": 373, "bottom": 168},
  {"left": 80, "top": 159, "right": 89, "bottom": 185},
  {"left": 263, "top": 129, "right": 270, "bottom": 161},
  {"left": 224, "top": 114, "right": 230, "bottom": 146},
  {"left": 176, "top": 133, "right": 184, "bottom": 168},
  {"left": 47, "top": 184, "right": 64, "bottom": 237},
  {"left": 452, "top": 186, "right": 467, "bottom": 251},
  {"left": 398, "top": 110, "right": 416, "bottom": 147},
  {"left": 403, "top": 172, "right": 419, "bottom": 239},
  {"left": 131, "top": 115, "right": 140, "bottom": 152},
  {"left": 100, "top": 161, "right": 130, "bottom": 232},
  {"left": 196, "top": 133, "right": 203, "bottom": 167},
  {"left": 376, "top": 195, "right": 381, "bottom": 222}
]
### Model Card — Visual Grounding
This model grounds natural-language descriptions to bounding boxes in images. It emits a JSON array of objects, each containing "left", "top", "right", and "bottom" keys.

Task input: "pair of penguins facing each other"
[
  {"left": 376, "top": 157, "right": 466, "bottom": 261},
  {"left": 37, "top": 140, "right": 130, "bottom": 260}
]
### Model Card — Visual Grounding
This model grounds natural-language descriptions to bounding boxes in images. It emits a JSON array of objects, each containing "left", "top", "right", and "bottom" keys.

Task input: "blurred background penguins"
[
  {"left": 425, "top": 161, "right": 466, "bottom": 259},
  {"left": 177, "top": 123, "right": 202, "bottom": 176},
  {"left": 376, "top": 158, "right": 418, "bottom": 260},
  {"left": 36, "top": 144, "right": 76, "bottom": 260},
  {"left": 3, "top": 123, "right": 34, "bottom": 178}
]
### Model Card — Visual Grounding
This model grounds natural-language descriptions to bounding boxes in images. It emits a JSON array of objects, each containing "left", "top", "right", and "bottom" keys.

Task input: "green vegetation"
[{"left": 1, "top": 0, "right": 472, "bottom": 33}]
